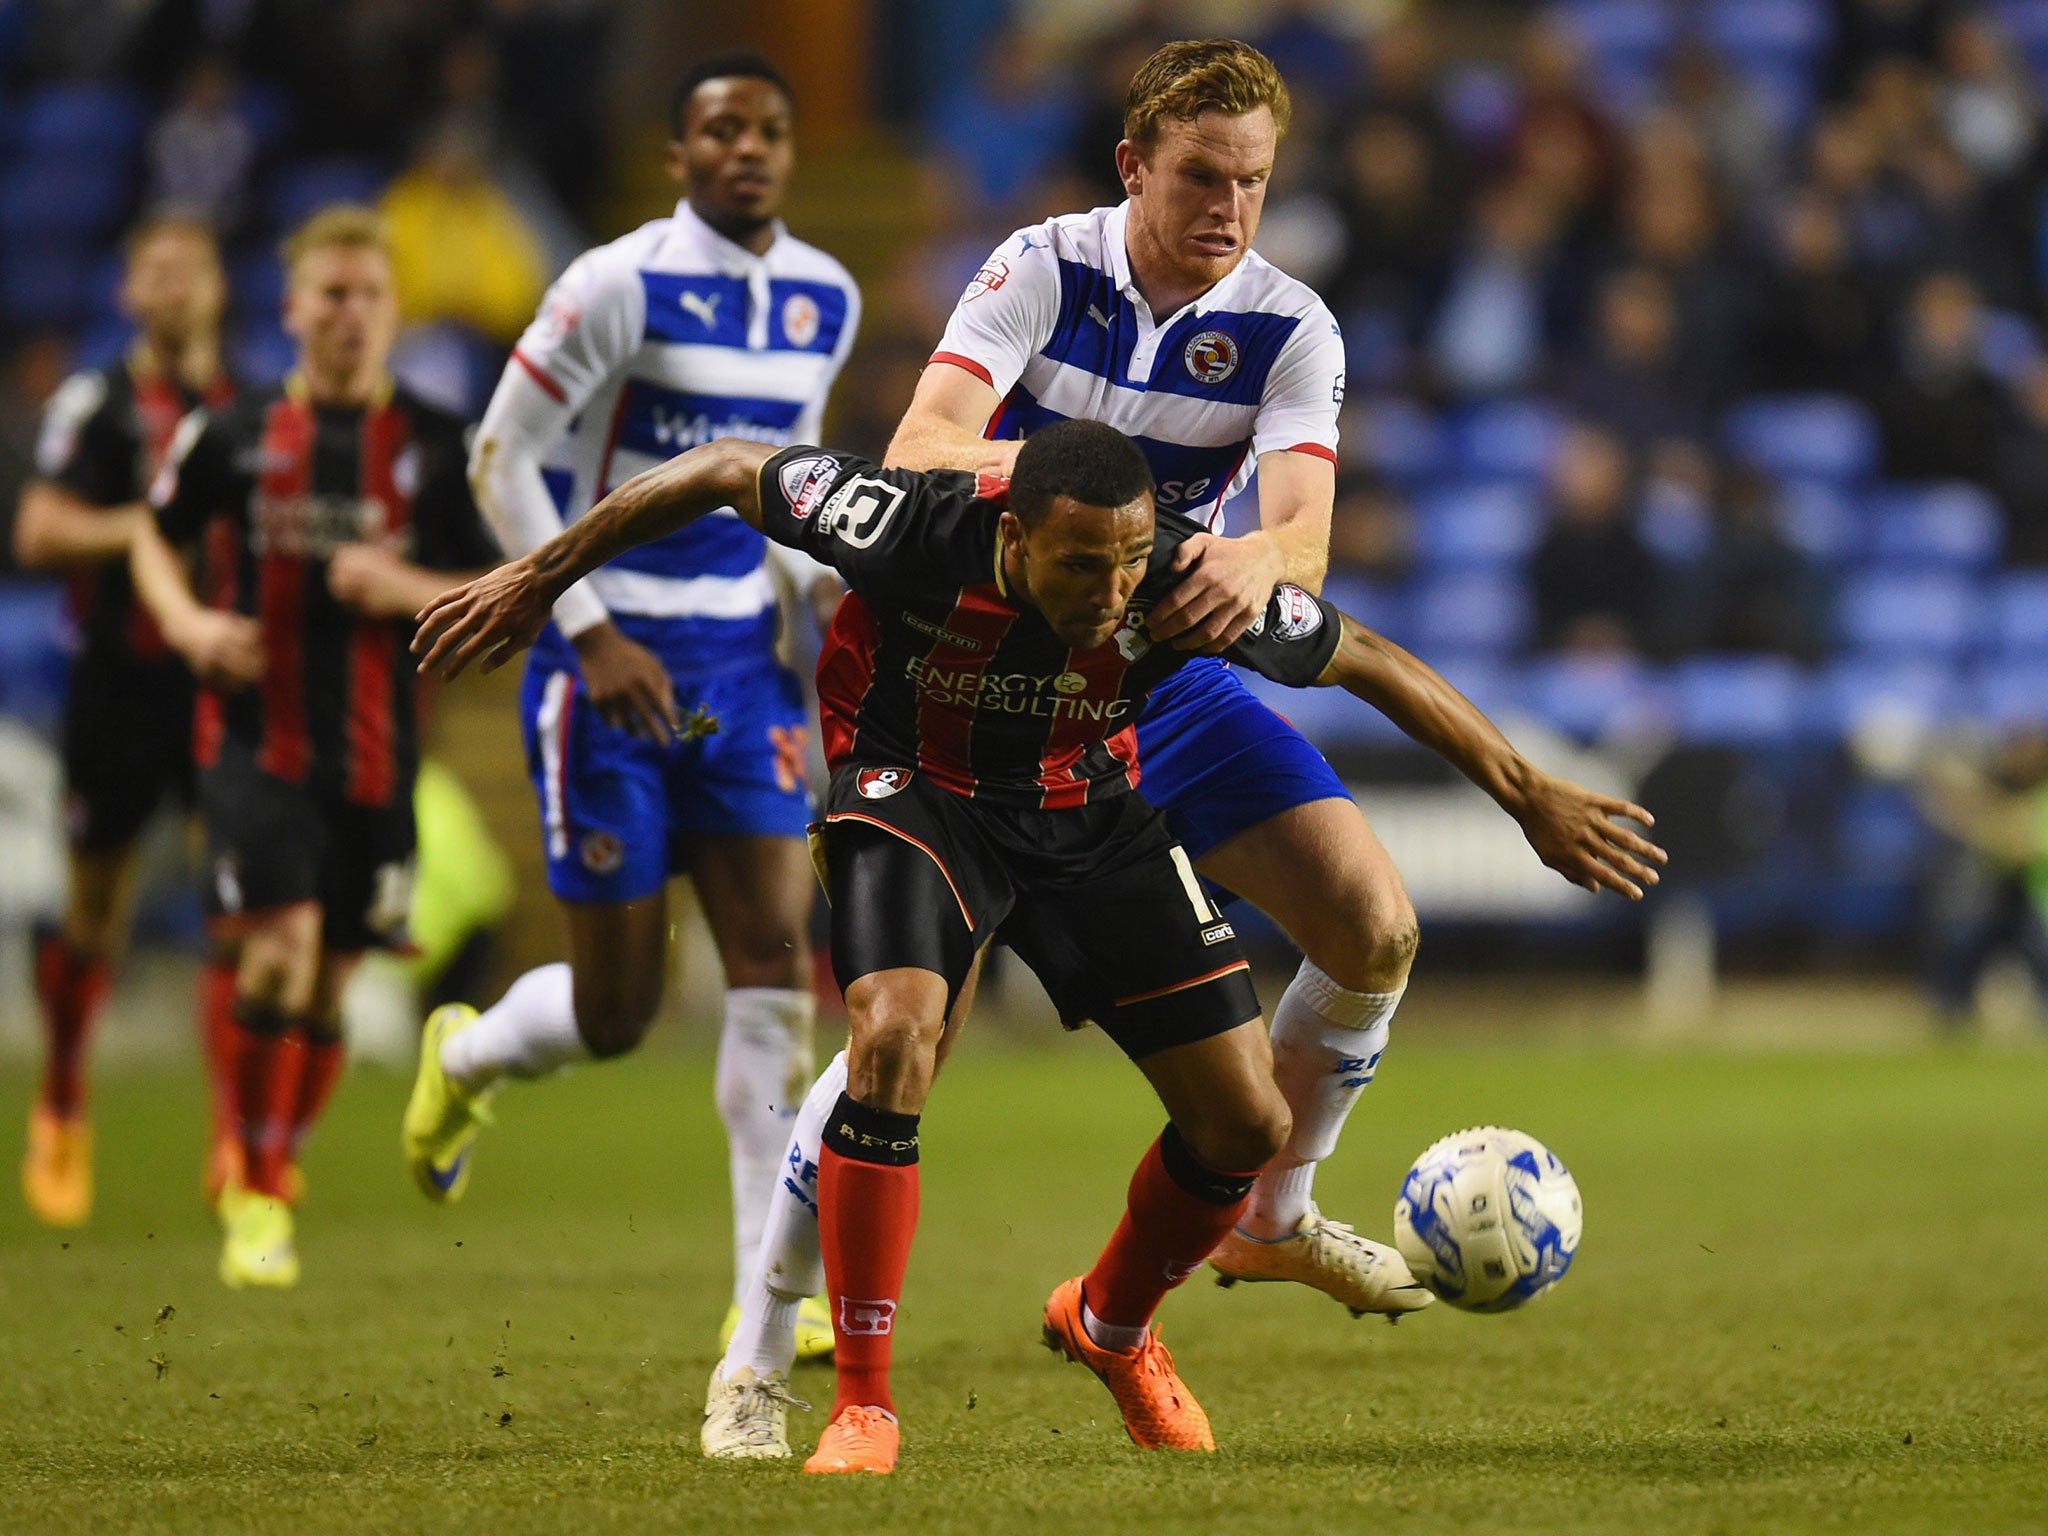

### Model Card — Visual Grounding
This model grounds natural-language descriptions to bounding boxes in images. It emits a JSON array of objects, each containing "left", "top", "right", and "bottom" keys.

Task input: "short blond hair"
[
  {"left": 280, "top": 204, "right": 391, "bottom": 276},
  {"left": 1124, "top": 39, "right": 1292, "bottom": 150},
  {"left": 125, "top": 210, "right": 221, "bottom": 263}
]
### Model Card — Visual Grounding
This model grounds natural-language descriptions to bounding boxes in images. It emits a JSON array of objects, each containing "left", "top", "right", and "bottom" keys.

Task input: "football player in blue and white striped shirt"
[{"left": 402, "top": 51, "right": 852, "bottom": 1361}]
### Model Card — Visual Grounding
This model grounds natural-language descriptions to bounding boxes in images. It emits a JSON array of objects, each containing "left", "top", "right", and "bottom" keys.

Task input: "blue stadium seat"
[
  {"left": 233, "top": 323, "right": 295, "bottom": 387},
  {"left": 1240, "top": 670, "right": 1408, "bottom": 749},
  {"left": 1672, "top": 654, "right": 1812, "bottom": 746},
  {"left": 266, "top": 160, "right": 390, "bottom": 232},
  {"left": 1990, "top": 572, "right": 2048, "bottom": 656},
  {"left": 1412, "top": 481, "right": 1542, "bottom": 570},
  {"left": 1350, "top": 396, "right": 1447, "bottom": 486},
  {"left": 1523, "top": 653, "right": 1663, "bottom": 741},
  {"left": 0, "top": 581, "right": 72, "bottom": 728},
  {"left": 0, "top": 161, "right": 127, "bottom": 240},
  {"left": 1741, "top": 59, "right": 1819, "bottom": 136},
  {"left": 1409, "top": 570, "right": 1533, "bottom": 656},
  {"left": 19, "top": 83, "right": 147, "bottom": 157},
  {"left": 1723, "top": 394, "right": 1880, "bottom": 483},
  {"left": 72, "top": 316, "right": 131, "bottom": 371},
  {"left": 1865, "top": 483, "right": 2004, "bottom": 571},
  {"left": 232, "top": 252, "right": 287, "bottom": 326},
  {"left": 1836, "top": 571, "right": 1984, "bottom": 658},
  {"left": 1820, "top": 658, "right": 1958, "bottom": 739},
  {"left": 0, "top": 246, "right": 88, "bottom": 326},
  {"left": 1835, "top": 784, "right": 1932, "bottom": 881},
  {"left": 1553, "top": 1, "right": 1673, "bottom": 65},
  {"left": 1704, "top": 0, "right": 1833, "bottom": 66},
  {"left": 1972, "top": 660, "right": 2048, "bottom": 727},
  {"left": 1320, "top": 573, "right": 1411, "bottom": 647},
  {"left": 1451, "top": 397, "right": 1565, "bottom": 482},
  {"left": 1774, "top": 477, "right": 1859, "bottom": 565}
]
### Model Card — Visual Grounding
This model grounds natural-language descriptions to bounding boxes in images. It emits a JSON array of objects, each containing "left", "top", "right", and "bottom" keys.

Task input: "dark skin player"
[{"left": 413, "top": 436, "right": 1667, "bottom": 1146}]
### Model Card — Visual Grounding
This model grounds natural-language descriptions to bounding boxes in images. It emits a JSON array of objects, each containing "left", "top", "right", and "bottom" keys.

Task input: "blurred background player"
[
  {"left": 401, "top": 52, "right": 856, "bottom": 1357},
  {"left": 131, "top": 205, "right": 498, "bottom": 1288},
  {"left": 11, "top": 213, "right": 234, "bottom": 1227}
]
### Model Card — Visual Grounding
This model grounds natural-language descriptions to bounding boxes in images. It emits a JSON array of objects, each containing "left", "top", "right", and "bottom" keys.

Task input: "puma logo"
[
  {"left": 1087, "top": 303, "right": 1111, "bottom": 329},
  {"left": 680, "top": 290, "right": 722, "bottom": 329}
]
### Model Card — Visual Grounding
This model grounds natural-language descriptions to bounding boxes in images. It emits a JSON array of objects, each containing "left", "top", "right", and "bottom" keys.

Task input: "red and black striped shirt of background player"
[
  {"left": 32, "top": 353, "right": 236, "bottom": 671},
  {"left": 755, "top": 445, "right": 1342, "bottom": 811},
  {"left": 150, "top": 377, "right": 501, "bottom": 809}
]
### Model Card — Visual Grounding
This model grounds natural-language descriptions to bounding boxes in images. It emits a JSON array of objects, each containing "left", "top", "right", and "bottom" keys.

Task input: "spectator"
[
  {"left": 1328, "top": 471, "right": 1415, "bottom": 582},
  {"left": 1661, "top": 38, "right": 1782, "bottom": 202},
  {"left": 1752, "top": 190, "right": 1883, "bottom": 393},
  {"left": 1877, "top": 270, "right": 2004, "bottom": 481},
  {"left": 1698, "top": 466, "right": 1829, "bottom": 660},
  {"left": 1505, "top": 19, "right": 1623, "bottom": 236},
  {"left": 1532, "top": 424, "right": 1655, "bottom": 654},
  {"left": 146, "top": 56, "right": 257, "bottom": 236},
  {"left": 929, "top": 24, "right": 1079, "bottom": 213},
  {"left": 379, "top": 120, "right": 547, "bottom": 347},
  {"left": 1938, "top": 14, "right": 2038, "bottom": 182},
  {"left": 1614, "top": 146, "right": 1746, "bottom": 390},
  {"left": 1557, "top": 265, "right": 1714, "bottom": 452},
  {"left": 1828, "top": 0, "right": 1958, "bottom": 101},
  {"left": 1427, "top": 177, "right": 1568, "bottom": 399},
  {"left": 1330, "top": 110, "right": 1455, "bottom": 382}
]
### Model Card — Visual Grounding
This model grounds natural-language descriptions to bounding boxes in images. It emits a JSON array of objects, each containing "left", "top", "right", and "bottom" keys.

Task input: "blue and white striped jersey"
[
  {"left": 930, "top": 202, "right": 1343, "bottom": 531},
  {"left": 511, "top": 199, "right": 860, "bottom": 666}
]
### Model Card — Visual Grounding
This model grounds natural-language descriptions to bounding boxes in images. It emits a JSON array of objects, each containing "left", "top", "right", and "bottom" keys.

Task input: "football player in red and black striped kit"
[
  {"left": 13, "top": 214, "right": 237, "bottom": 1227},
  {"left": 414, "top": 420, "right": 1666, "bottom": 1470},
  {"left": 131, "top": 206, "right": 499, "bottom": 1287}
]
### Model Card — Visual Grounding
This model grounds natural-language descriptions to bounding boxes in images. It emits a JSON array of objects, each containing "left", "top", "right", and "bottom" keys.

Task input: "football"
[{"left": 1394, "top": 1126, "right": 1583, "bottom": 1312}]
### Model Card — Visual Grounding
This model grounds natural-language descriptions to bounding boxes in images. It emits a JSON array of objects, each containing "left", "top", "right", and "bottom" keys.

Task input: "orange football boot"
[
  {"left": 1042, "top": 1276, "right": 1215, "bottom": 1451},
  {"left": 23, "top": 1104, "right": 92, "bottom": 1227},
  {"left": 803, "top": 1404, "right": 900, "bottom": 1474}
]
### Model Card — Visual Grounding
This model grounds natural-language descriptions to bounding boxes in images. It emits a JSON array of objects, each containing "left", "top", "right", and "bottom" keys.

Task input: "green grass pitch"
[{"left": 2, "top": 1032, "right": 2043, "bottom": 1534}]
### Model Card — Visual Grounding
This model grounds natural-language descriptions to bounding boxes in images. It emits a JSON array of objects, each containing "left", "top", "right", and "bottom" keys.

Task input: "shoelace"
[{"left": 725, "top": 1378, "right": 810, "bottom": 1445}]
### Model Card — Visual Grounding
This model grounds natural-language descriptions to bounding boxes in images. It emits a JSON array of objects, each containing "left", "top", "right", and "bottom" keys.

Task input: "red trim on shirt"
[
  {"left": 817, "top": 592, "right": 883, "bottom": 769},
  {"left": 915, "top": 583, "right": 1017, "bottom": 799},
  {"left": 1286, "top": 442, "right": 1338, "bottom": 464},
  {"left": 255, "top": 398, "right": 315, "bottom": 784},
  {"left": 512, "top": 348, "right": 567, "bottom": 402},
  {"left": 344, "top": 404, "right": 410, "bottom": 807},
  {"left": 929, "top": 351, "right": 995, "bottom": 389}
]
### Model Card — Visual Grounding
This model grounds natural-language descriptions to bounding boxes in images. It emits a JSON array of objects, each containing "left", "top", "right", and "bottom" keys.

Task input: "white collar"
[
  {"left": 675, "top": 198, "right": 786, "bottom": 273},
  {"left": 1105, "top": 200, "right": 1251, "bottom": 325}
]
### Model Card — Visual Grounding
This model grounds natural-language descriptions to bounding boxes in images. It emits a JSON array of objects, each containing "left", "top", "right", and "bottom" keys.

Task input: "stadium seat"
[
  {"left": 1773, "top": 477, "right": 1859, "bottom": 566},
  {"left": 1671, "top": 654, "right": 1812, "bottom": 746},
  {"left": 1522, "top": 653, "right": 1664, "bottom": 742},
  {"left": 1865, "top": 483, "right": 2004, "bottom": 571},
  {"left": 1552, "top": 1, "right": 1673, "bottom": 66},
  {"left": 1990, "top": 572, "right": 2048, "bottom": 657},
  {"left": 1740, "top": 59, "right": 1819, "bottom": 136},
  {"left": 1239, "top": 669, "right": 1408, "bottom": 749},
  {"left": 1320, "top": 573, "right": 1412, "bottom": 647},
  {"left": 0, "top": 246, "right": 88, "bottom": 326},
  {"left": 1834, "top": 784, "right": 1932, "bottom": 881},
  {"left": 1972, "top": 659, "right": 2048, "bottom": 727},
  {"left": 19, "top": 83, "right": 147, "bottom": 158},
  {"left": 266, "top": 160, "right": 390, "bottom": 233},
  {"left": 1819, "top": 658, "right": 1958, "bottom": 740},
  {"left": 1411, "top": 481, "right": 1543, "bottom": 570},
  {"left": 0, "top": 161, "right": 128, "bottom": 240},
  {"left": 71, "top": 315, "right": 131, "bottom": 371},
  {"left": 1836, "top": 571, "right": 1984, "bottom": 658},
  {"left": 1452, "top": 397, "right": 1565, "bottom": 483},
  {"left": 233, "top": 252, "right": 287, "bottom": 327},
  {"left": 1350, "top": 396, "right": 1447, "bottom": 486},
  {"left": 1723, "top": 394, "right": 1880, "bottom": 484},
  {"left": 233, "top": 323, "right": 295, "bottom": 387},
  {"left": 1704, "top": 0, "right": 1833, "bottom": 67},
  {"left": 1409, "top": 570, "right": 1533, "bottom": 656}
]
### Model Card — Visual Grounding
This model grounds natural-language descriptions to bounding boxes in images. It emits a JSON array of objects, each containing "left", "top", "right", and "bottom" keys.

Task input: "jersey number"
[{"left": 821, "top": 476, "right": 906, "bottom": 549}]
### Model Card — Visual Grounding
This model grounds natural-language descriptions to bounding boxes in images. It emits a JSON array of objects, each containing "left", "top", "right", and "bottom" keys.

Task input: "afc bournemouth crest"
[
  {"left": 1113, "top": 603, "right": 1152, "bottom": 662},
  {"left": 782, "top": 292, "right": 820, "bottom": 348},
  {"left": 857, "top": 767, "right": 911, "bottom": 800},
  {"left": 1184, "top": 330, "right": 1239, "bottom": 385}
]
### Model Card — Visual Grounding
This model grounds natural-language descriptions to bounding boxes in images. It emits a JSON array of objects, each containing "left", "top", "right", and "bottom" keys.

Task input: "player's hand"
[
  {"left": 1511, "top": 777, "right": 1668, "bottom": 900},
  {"left": 412, "top": 556, "right": 554, "bottom": 680},
  {"left": 1149, "top": 531, "right": 1287, "bottom": 653},
  {"left": 327, "top": 543, "right": 416, "bottom": 616},
  {"left": 174, "top": 607, "right": 264, "bottom": 691},
  {"left": 569, "top": 622, "right": 681, "bottom": 744}
]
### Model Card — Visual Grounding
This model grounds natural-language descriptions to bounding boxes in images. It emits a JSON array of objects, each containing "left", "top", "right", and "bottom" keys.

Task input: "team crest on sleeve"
[
  {"left": 857, "top": 767, "right": 912, "bottom": 800},
  {"left": 782, "top": 292, "right": 820, "bottom": 348},
  {"left": 962, "top": 259, "right": 1011, "bottom": 303},
  {"left": 1272, "top": 584, "right": 1324, "bottom": 640},
  {"left": 778, "top": 454, "right": 839, "bottom": 519},
  {"left": 1184, "top": 331, "right": 1240, "bottom": 385}
]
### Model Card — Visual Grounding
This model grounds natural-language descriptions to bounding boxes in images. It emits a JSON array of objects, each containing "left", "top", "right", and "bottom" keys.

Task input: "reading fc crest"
[
  {"left": 1184, "top": 330, "right": 1239, "bottom": 385},
  {"left": 782, "top": 292, "right": 820, "bottom": 348}
]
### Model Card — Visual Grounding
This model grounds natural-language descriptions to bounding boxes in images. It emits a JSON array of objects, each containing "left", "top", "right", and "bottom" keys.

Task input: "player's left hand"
[
  {"left": 412, "top": 557, "right": 551, "bottom": 679},
  {"left": 1512, "top": 777, "right": 1668, "bottom": 900},
  {"left": 1149, "top": 531, "right": 1287, "bottom": 653}
]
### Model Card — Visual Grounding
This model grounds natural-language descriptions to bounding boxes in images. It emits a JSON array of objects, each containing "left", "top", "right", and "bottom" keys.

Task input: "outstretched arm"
[
  {"left": 412, "top": 437, "right": 775, "bottom": 680},
  {"left": 128, "top": 520, "right": 264, "bottom": 690},
  {"left": 1318, "top": 615, "right": 1668, "bottom": 899}
]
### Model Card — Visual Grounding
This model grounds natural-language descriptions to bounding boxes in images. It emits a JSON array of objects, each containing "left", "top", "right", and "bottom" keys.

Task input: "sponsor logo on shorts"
[
  {"left": 856, "top": 767, "right": 911, "bottom": 800},
  {"left": 1201, "top": 921, "right": 1236, "bottom": 946},
  {"left": 1184, "top": 330, "right": 1239, "bottom": 385},
  {"left": 777, "top": 454, "right": 838, "bottom": 520},
  {"left": 839, "top": 1297, "right": 896, "bottom": 1335},
  {"left": 782, "top": 291, "right": 820, "bottom": 348},
  {"left": 579, "top": 830, "right": 625, "bottom": 874}
]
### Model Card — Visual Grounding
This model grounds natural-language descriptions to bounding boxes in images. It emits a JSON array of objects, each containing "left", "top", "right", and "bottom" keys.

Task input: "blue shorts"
[
  {"left": 1134, "top": 658, "right": 1351, "bottom": 861},
  {"left": 522, "top": 657, "right": 813, "bottom": 904}
]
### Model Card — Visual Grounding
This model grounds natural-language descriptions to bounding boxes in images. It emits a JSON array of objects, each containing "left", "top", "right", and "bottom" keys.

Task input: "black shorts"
[
  {"left": 61, "top": 654, "right": 196, "bottom": 852},
  {"left": 199, "top": 743, "right": 416, "bottom": 953},
  {"left": 813, "top": 765, "right": 1260, "bottom": 1061}
]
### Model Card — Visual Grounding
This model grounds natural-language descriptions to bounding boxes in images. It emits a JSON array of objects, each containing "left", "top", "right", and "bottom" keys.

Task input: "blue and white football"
[{"left": 1393, "top": 1126, "right": 1582, "bottom": 1312}]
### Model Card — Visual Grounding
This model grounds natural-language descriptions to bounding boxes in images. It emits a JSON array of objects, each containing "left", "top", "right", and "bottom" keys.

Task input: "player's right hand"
[
  {"left": 176, "top": 608, "right": 264, "bottom": 691},
  {"left": 413, "top": 556, "right": 555, "bottom": 680},
  {"left": 568, "top": 622, "right": 682, "bottom": 744}
]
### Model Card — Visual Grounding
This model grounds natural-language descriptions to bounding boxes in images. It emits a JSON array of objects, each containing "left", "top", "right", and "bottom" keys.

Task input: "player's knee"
[
  {"left": 1184, "top": 1093, "right": 1292, "bottom": 1175},
  {"left": 1307, "top": 883, "right": 1419, "bottom": 992},
  {"left": 843, "top": 978, "right": 946, "bottom": 1111},
  {"left": 571, "top": 979, "right": 661, "bottom": 1059},
  {"left": 716, "top": 923, "right": 811, "bottom": 990}
]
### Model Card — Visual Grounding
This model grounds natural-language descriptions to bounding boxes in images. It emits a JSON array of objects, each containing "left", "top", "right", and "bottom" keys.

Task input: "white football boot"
[
  {"left": 1211, "top": 1203, "right": 1434, "bottom": 1316},
  {"left": 700, "top": 1365, "right": 808, "bottom": 1459}
]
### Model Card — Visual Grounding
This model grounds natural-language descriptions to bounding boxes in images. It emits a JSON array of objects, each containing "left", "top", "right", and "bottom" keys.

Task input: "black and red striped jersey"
[
  {"left": 151, "top": 377, "right": 500, "bottom": 808},
  {"left": 756, "top": 444, "right": 1341, "bottom": 810},
  {"left": 33, "top": 353, "right": 235, "bottom": 672}
]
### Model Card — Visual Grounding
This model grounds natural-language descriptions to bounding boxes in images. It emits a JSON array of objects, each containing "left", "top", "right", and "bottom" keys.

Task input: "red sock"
[
  {"left": 1081, "top": 1127, "right": 1260, "bottom": 1331},
  {"left": 817, "top": 1094, "right": 922, "bottom": 1416},
  {"left": 224, "top": 1004, "right": 297, "bottom": 1199},
  {"left": 197, "top": 959, "right": 241, "bottom": 1144},
  {"left": 287, "top": 1030, "right": 346, "bottom": 1160},
  {"left": 34, "top": 930, "right": 112, "bottom": 1118}
]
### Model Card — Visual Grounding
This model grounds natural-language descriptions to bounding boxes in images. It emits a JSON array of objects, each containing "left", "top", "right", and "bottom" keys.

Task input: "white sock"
[
  {"left": 440, "top": 963, "right": 590, "bottom": 1095},
  {"left": 1241, "top": 960, "right": 1403, "bottom": 1240},
  {"left": 719, "top": 1049, "right": 844, "bottom": 1381},
  {"left": 716, "top": 987, "right": 816, "bottom": 1304},
  {"left": 1081, "top": 1300, "right": 1149, "bottom": 1355}
]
